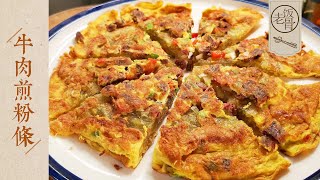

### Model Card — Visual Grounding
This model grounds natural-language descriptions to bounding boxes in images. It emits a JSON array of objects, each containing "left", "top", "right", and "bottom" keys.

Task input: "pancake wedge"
[
  {"left": 204, "top": 64, "right": 320, "bottom": 156},
  {"left": 152, "top": 65, "right": 290, "bottom": 179},
  {"left": 121, "top": 1, "right": 194, "bottom": 69},
  {"left": 70, "top": 17, "right": 171, "bottom": 63},
  {"left": 50, "top": 67, "right": 182, "bottom": 168},
  {"left": 49, "top": 55, "right": 166, "bottom": 119},
  {"left": 192, "top": 7, "right": 262, "bottom": 66},
  {"left": 209, "top": 35, "right": 320, "bottom": 78}
]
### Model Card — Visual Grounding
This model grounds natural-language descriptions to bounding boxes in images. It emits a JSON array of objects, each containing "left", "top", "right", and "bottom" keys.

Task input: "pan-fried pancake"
[
  {"left": 49, "top": 1, "right": 320, "bottom": 177},
  {"left": 68, "top": 10, "right": 172, "bottom": 64},
  {"left": 50, "top": 67, "right": 182, "bottom": 168},
  {"left": 192, "top": 7, "right": 262, "bottom": 67},
  {"left": 121, "top": 1, "right": 194, "bottom": 69},
  {"left": 208, "top": 35, "right": 320, "bottom": 78},
  {"left": 152, "top": 65, "right": 290, "bottom": 179},
  {"left": 49, "top": 55, "right": 166, "bottom": 119},
  {"left": 203, "top": 64, "right": 320, "bottom": 156},
  {"left": 71, "top": 25, "right": 171, "bottom": 62}
]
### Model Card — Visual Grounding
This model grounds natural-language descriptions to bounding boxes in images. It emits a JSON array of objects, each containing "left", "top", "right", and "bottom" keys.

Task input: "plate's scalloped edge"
[{"left": 48, "top": 0, "right": 320, "bottom": 179}]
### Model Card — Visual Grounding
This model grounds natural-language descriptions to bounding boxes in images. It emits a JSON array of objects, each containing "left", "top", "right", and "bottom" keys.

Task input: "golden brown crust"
[
  {"left": 77, "top": 117, "right": 144, "bottom": 149},
  {"left": 212, "top": 35, "right": 320, "bottom": 78},
  {"left": 50, "top": 67, "right": 182, "bottom": 168},
  {"left": 70, "top": 24, "right": 171, "bottom": 62},
  {"left": 49, "top": 55, "right": 169, "bottom": 119},
  {"left": 266, "top": 83, "right": 320, "bottom": 155},
  {"left": 201, "top": 64, "right": 320, "bottom": 156},
  {"left": 193, "top": 7, "right": 263, "bottom": 62},
  {"left": 120, "top": 1, "right": 194, "bottom": 69},
  {"left": 49, "top": 1, "right": 188, "bottom": 168},
  {"left": 49, "top": 1, "right": 320, "bottom": 177},
  {"left": 49, "top": 55, "right": 101, "bottom": 119},
  {"left": 153, "top": 65, "right": 290, "bottom": 179},
  {"left": 203, "top": 65, "right": 284, "bottom": 106}
]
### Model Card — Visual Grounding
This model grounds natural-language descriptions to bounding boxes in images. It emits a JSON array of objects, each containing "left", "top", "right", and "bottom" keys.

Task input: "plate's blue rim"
[
  {"left": 49, "top": 0, "right": 135, "bottom": 40},
  {"left": 49, "top": 156, "right": 81, "bottom": 180},
  {"left": 49, "top": 0, "right": 320, "bottom": 179}
]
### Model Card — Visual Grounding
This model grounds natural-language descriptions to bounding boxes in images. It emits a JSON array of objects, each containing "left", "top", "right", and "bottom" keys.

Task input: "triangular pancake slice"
[
  {"left": 68, "top": 9, "right": 171, "bottom": 64},
  {"left": 192, "top": 7, "right": 262, "bottom": 66},
  {"left": 209, "top": 35, "right": 320, "bottom": 78},
  {"left": 50, "top": 67, "right": 182, "bottom": 168},
  {"left": 121, "top": 1, "right": 194, "bottom": 69},
  {"left": 49, "top": 54, "right": 167, "bottom": 119},
  {"left": 71, "top": 25, "right": 170, "bottom": 62},
  {"left": 152, "top": 65, "right": 290, "bottom": 179},
  {"left": 204, "top": 64, "right": 320, "bottom": 156}
]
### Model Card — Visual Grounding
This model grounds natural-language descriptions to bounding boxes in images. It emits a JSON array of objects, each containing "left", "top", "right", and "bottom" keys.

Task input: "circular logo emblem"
[{"left": 271, "top": 5, "right": 299, "bottom": 33}]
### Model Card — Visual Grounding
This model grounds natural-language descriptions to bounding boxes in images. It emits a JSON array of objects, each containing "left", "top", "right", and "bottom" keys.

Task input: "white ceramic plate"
[{"left": 49, "top": 0, "right": 320, "bottom": 179}]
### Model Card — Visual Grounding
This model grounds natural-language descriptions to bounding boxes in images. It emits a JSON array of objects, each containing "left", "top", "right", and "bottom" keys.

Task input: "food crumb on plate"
[
  {"left": 113, "top": 164, "right": 122, "bottom": 170},
  {"left": 99, "top": 151, "right": 105, "bottom": 156}
]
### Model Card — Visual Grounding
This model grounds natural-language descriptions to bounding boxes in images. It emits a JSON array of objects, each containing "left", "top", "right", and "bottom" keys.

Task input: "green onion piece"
[
  {"left": 92, "top": 130, "right": 100, "bottom": 137},
  {"left": 149, "top": 53, "right": 159, "bottom": 59},
  {"left": 199, "top": 111, "right": 207, "bottom": 118},
  {"left": 146, "top": 22, "right": 153, "bottom": 30},
  {"left": 148, "top": 92, "right": 155, "bottom": 99}
]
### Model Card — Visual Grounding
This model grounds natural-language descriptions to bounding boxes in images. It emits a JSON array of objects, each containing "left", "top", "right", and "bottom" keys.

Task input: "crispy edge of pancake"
[
  {"left": 80, "top": 9, "right": 120, "bottom": 38},
  {"left": 152, "top": 65, "right": 290, "bottom": 179},
  {"left": 49, "top": 71, "right": 87, "bottom": 119},
  {"left": 52, "top": 112, "right": 146, "bottom": 168},
  {"left": 269, "top": 83, "right": 320, "bottom": 156},
  {"left": 120, "top": 1, "right": 192, "bottom": 21},
  {"left": 153, "top": 136, "right": 289, "bottom": 180},
  {"left": 49, "top": 54, "right": 101, "bottom": 119}
]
